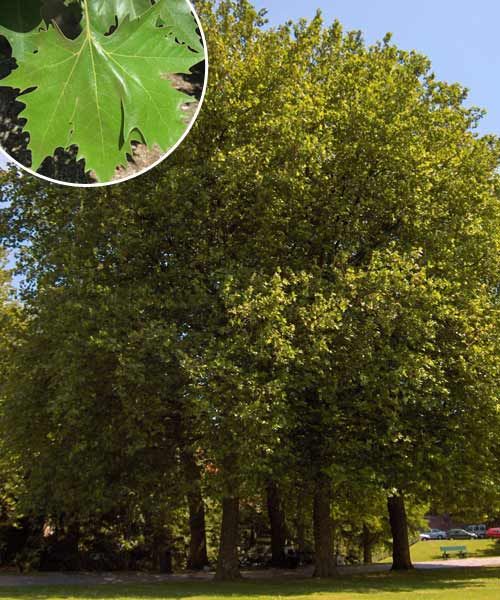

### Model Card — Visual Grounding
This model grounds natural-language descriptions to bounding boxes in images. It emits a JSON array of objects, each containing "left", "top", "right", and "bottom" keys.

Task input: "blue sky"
[{"left": 253, "top": 0, "right": 500, "bottom": 136}]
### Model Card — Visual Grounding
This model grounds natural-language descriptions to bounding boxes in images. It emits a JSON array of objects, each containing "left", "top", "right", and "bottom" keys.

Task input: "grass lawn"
[
  {"left": 383, "top": 539, "right": 500, "bottom": 562},
  {"left": 0, "top": 569, "right": 500, "bottom": 600}
]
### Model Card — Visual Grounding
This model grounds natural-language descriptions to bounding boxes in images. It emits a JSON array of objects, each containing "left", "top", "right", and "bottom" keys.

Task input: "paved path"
[
  {"left": 0, "top": 558, "right": 499, "bottom": 587},
  {"left": 414, "top": 556, "right": 500, "bottom": 569}
]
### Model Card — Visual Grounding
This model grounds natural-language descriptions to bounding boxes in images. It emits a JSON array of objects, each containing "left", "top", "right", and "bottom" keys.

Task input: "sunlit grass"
[{"left": 382, "top": 539, "right": 500, "bottom": 563}]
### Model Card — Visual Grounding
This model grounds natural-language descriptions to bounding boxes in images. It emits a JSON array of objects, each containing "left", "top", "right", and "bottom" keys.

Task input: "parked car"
[
  {"left": 486, "top": 527, "right": 500, "bottom": 539},
  {"left": 420, "top": 529, "right": 447, "bottom": 541},
  {"left": 447, "top": 528, "right": 478, "bottom": 540},
  {"left": 465, "top": 524, "right": 487, "bottom": 538}
]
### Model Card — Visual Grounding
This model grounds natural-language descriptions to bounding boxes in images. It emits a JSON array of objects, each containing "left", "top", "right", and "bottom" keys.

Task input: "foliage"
[
  {"left": 0, "top": 1, "right": 204, "bottom": 181},
  {"left": 0, "top": 0, "right": 499, "bottom": 576},
  {"left": 0, "top": 249, "right": 23, "bottom": 524}
]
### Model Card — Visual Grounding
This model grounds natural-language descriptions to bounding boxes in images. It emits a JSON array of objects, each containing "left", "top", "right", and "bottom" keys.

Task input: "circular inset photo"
[{"left": 0, "top": 1, "right": 207, "bottom": 186}]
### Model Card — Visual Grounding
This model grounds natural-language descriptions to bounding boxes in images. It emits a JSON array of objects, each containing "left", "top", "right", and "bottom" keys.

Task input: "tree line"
[{"left": 0, "top": 0, "right": 499, "bottom": 580}]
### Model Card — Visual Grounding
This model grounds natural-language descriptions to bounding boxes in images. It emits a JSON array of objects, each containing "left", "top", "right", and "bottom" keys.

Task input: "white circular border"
[{"left": 0, "top": 0, "right": 209, "bottom": 188}]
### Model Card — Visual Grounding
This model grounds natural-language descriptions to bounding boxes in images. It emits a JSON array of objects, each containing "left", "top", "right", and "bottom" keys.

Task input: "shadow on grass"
[
  {"left": 477, "top": 540, "right": 500, "bottom": 557},
  {"left": 0, "top": 568, "right": 498, "bottom": 598}
]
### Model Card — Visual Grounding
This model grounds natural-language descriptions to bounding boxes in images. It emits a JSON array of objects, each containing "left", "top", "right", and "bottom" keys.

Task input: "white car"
[
  {"left": 420, "top": 529, "right": 448, "bottom": 541},
  {"left": 465, "top": 524, "right": 486, "bottom": 538}
]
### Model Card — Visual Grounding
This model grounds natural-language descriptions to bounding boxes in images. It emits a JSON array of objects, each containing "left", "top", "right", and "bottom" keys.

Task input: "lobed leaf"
[{"left": 3, "top": 0, "right": 204, "bottom": 182}]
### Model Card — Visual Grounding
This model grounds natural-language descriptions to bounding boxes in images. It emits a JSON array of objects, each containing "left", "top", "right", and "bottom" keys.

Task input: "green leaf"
[
  {"left": 85, "top": 1, "right": 203, "bottom": 51},
  {"left": 0, "top": 27, "right": 41, "bottom": 61},
  {"left": 3, "top": 0, "right": 203, "bottom": 182},
  {"left": 0, "top": 1, "right": 43, "bottom": 60},
  {"left": 159, "top": 0, "right": 204, "bottom": 53},
  {"left": 86, "top": 0, "right": 153, "bottom": 34}
]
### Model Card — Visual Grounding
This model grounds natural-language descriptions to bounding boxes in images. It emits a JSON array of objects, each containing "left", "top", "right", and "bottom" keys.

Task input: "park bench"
[{"left": 440, "top": 545, "right": 467, "bottom": 559}]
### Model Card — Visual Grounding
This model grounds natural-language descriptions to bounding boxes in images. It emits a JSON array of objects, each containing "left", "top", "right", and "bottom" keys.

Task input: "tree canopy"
[{"left": 0, "top": 0, "right": 499, "bottom": 579}]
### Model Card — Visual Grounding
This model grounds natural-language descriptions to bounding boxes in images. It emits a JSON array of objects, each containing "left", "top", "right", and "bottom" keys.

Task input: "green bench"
[{"left": 440, "top": 545, "right": 467, "bottom": 559}]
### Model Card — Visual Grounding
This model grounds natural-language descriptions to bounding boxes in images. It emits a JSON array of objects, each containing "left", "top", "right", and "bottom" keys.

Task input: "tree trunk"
[
  {"left": 387, "top": 493, "right": 413, "bottom": 570},
  {"left": 295, "top": 493, "right": 306, "bottom": 562},
  {"left": 362, "top": 523, "right": 373, "bottom": 565},
  {"left": 215, "top": 496, "right": 241, "bottom": 580},
  {"left": 312, "top": 475, "right": 337, "bottom": 577},
  {"left": 182, "top": 450, "right": 209, "bottom": 570},
  {"left": 266, "top": 480, "right": 287, "bottom": 568},
  {"left": 152, "top": 526, "right": 173, "bottom": 573},
  {"left": 64, "top": 521, "right": 80, "bottom": 570},
  {"left": 158, "top": 547, "right": 173, "bottom": 574}
]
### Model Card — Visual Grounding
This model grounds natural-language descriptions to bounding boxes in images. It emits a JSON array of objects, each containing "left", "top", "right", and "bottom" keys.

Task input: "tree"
[
  {"left": 185, "top": 1, "right": 500, "bottom": 572},
  {"left": 0, "top": 248, "right": 28, "bottom": 565},
  {"left": 0, "top": 177, "right": 200, "bottom": 569},
  {"left": 1, "top": 0, "right": 499, "bottom": 580}
]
